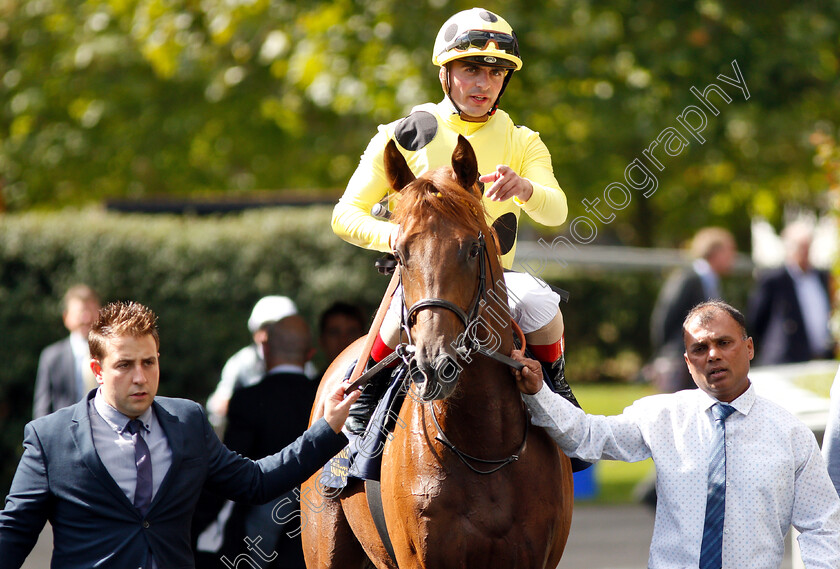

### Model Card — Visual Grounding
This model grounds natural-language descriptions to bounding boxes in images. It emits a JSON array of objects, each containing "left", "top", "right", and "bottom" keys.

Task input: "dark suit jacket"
[
  {"left": 748, "top": 267, "right": 834, "bottom": 365},
  {"left": 0, "top": 390, "right": 346, "bottom": 569},
  {"left": 33, "top": 337, "right": 78, "bottom": 419},
  {"left": 221, "top": 370, "right": 319, "bottom": 568},
  {"left": 225, "top": 371, "right": 319, "bottom": 460},
  {"left": 650, "top": 267, "right": 707, "bottom": 357}
]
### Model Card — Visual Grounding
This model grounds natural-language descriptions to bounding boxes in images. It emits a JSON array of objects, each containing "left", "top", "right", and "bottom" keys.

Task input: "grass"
[
  {"left": 570, "top": 382, "right": 658, "bottom": 504},
  {"left": 792, "top": 370, "right": 835, "bottom": 398}
]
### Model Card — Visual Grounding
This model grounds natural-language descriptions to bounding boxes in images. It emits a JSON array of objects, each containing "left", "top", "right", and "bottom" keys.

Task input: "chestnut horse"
[{"left": 301, "top": 135, "right": 573, "bottom": 569}]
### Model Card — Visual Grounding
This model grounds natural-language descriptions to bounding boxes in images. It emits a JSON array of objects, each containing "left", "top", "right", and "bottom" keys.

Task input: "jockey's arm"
[
  {"left": 507, "top": 135, "right": 568, "bottom": 227},
  {"left": 332, "top": 126, "right": 568, "bottom": 252},
  {"left": 332, "top": 129, "right": 394, "bottom": 252}
]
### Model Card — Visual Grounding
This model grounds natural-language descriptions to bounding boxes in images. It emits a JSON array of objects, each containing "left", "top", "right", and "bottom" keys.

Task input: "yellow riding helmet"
[{"left": 432, "top": 8, "right": 523, "bottom": 71}]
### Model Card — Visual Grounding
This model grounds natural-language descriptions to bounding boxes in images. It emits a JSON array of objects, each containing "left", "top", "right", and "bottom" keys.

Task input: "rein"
[{"left": 428, "top": 399, "right": 530, "bottom": 475}]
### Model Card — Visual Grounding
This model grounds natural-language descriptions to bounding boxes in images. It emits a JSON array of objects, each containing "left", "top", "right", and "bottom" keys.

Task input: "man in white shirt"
[{"left": 513, "top": 300, "right": 840, "bottom": 569}]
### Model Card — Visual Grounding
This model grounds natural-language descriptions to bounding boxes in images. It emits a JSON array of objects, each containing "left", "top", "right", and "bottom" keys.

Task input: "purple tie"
[{"left": 126, "top": 419, "right": 153, "bottom": 515}]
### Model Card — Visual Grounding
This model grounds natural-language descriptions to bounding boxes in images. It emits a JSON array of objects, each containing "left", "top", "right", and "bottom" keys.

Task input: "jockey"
[{"left": 332, "top": 8, "right": 580, "bottom": 436}]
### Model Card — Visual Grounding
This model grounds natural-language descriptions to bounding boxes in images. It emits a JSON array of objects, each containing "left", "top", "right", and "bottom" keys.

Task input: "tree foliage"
[{"left": 2, "top": 0, "right": 839, "bottom": 246}]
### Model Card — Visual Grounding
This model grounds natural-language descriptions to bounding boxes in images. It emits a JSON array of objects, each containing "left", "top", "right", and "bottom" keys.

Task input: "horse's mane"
[{"left": 391, "top": 167, "right": 493, "bottom": 242}]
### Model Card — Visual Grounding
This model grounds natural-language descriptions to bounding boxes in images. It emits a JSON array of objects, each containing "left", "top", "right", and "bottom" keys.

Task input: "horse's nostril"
[
  {"left": 434, "top": 354, "right": 462, "bottom": 385},
  {"left": 409, "top": 359, "right": 427, "bottom": 385}
]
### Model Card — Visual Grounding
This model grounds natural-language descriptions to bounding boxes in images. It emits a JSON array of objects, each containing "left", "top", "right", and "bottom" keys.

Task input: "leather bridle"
[
  {"left": 398, "top": 232, "right": 490, "bottom": 347},
  {"left": 393, "top": 230, "right": 529, "bottom": 475}
]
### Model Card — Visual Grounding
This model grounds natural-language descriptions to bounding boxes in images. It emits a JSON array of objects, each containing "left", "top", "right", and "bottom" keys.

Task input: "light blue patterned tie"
[{"left": 699, "top": 402, "right": 736, "bottom": 569}]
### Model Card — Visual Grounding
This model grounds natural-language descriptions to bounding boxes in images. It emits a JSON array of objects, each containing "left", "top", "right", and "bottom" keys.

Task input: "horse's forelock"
[{"left": 392, "top": 167, "right": 491, "bottom": 240}]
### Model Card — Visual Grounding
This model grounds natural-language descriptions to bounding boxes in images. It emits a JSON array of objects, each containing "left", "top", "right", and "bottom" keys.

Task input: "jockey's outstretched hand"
[
  {"left": 510, "top": 349, "right": 544, "bottom": 395},
  {"left": 481, "top": 165, "right": 533, "bottom": 203},
  {"left": 323, "top": 380, "right": 362, "bottom": 434}
]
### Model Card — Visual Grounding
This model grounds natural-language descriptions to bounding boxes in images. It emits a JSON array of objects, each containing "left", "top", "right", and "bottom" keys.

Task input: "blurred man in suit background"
[
  {"left": 749, "top": 220, "right": 835, "bottom": 365},
  {"left": 219, "top": 313, "right": 320, "bottom": 568},
  {"left": 33, "top": 284, "right": 101, "bottom": 418},
  {"left": 648, "top": 228, "right": 737, "bottom": 393}
]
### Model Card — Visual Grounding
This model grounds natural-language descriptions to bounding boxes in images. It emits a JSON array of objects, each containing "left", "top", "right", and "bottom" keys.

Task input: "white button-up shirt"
[
  {"left": 523, "top": 384, "right": 840, "bottom": 568},
  {"left": 787, "top": 264, "right": 832, "bottom": 356}
]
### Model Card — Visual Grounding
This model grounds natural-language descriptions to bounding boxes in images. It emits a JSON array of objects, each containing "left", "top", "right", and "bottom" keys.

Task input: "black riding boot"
[
  {"left": 345, "top": 359, "right": 393, "bottom": 436},
  {"left": 539, "top": 355, "right": 592, "bottom": 472},
  {"left": 542, "top": 355, "right": 581, "bottom": 409}
]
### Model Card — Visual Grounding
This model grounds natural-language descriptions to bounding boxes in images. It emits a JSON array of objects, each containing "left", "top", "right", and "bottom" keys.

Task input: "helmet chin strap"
[
  {"left": 492, "top": 70, "right": 514, "bottom": 115},
  {"left": 444, "top": 65, "right": 513, "bottom": 122}
]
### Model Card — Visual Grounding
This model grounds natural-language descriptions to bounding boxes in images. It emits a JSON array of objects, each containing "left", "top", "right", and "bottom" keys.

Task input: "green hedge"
[{"left": 0, "top": 206, "right": 388, "bottom": 493}]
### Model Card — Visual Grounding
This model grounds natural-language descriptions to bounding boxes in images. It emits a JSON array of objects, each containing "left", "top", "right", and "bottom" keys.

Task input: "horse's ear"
[
  {"left": 384, "top": 139, "right": 416, "bottom": 192},
  {"left": 451, "top": 135, "right": 479, "bottom": 193}
]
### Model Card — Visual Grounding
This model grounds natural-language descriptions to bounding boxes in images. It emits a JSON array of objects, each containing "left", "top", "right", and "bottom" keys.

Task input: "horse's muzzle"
[{"left": 409, "top": 353, "right": 463, "bottom": 401}]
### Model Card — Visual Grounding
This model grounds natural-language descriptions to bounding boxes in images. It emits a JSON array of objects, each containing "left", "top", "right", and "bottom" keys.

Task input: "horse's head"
[{"left": 386, "top": 135, "right": 504, "bottom": 401}]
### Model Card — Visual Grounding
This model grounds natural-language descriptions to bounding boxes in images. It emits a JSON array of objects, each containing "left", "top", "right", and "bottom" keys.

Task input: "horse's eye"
[
  {"left": 469, "top": 242, "right": 481, "bottom": 259},
  {"left": 393, "top": 245, "right": 407, "bottom": 265}
]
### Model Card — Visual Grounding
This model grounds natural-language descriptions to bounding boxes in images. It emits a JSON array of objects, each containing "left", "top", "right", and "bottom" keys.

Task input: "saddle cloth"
[{"left": 322, "top": 363, "right": 409, "bottom": 489}]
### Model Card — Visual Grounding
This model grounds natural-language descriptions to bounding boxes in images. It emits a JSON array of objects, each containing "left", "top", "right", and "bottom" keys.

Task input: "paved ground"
[
  {"left": 560, "top": 503, "right": 794, "bottom": 569},
  {"left": 23, "top": 503, "right": 796, "bottom": 568}
]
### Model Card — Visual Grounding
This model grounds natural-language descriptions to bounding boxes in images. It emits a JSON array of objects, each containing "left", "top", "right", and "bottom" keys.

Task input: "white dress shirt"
[
  {"left": 68, "top": 332, "right": 91, "bottom": 401},
  {"left": 787, "top": 265, "right": 832, "bottom": 356},
  {"left": 693, "top": 258, "right": 720, "bottom": 299},
  {"left": 523, "top": 384, "right": 840, "bottom": 569}
]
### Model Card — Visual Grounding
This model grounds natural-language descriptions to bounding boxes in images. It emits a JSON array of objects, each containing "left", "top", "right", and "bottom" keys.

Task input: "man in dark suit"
[
  {"left": 749, "top": 221, "right": 835, "bottom": 365},
  {"left": 648, "top": 227, "right": 737, "bottom": 393},
  {"left": 219, "top": 313, "right": 319, "bottom": 568},
  {"left": 0, "top": 300, "right": 359, "bottom": 569},
  {"left": 33, "top": 284, "right": 101, "bottom": 418}
]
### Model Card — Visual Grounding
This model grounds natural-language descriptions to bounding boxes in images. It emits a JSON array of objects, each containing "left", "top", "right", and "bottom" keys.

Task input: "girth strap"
[{"left": 365, "top": 479, "right": 399, "bottom": 566}]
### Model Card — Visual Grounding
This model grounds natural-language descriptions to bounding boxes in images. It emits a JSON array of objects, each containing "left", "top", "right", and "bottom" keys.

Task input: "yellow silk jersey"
[{"left": 332, "top": 100, "right": 568, "bottom": 269}]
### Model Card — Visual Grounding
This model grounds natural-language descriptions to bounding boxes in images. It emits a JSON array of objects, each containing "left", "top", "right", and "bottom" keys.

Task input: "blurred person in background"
[
  {"left": 215, "top": 314, "right": 319, "bottom": 568},
  {"left": 317, "top": 301, "right": 367, "bottom": 378},
  {"left": 33, "top": 284, "right": 101, "bottom": 418},
  {"left": 748, "top": 220, "right": 835, "bottom": 365},
  {"left": 648, "top": 227, "right": 737, "bottom": 393},
  {"left": 824, "top": 365, "right": 840, "bottom": 497},
  {"left": 205, "top": 295, "right": 299, "bottom": 427}
]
